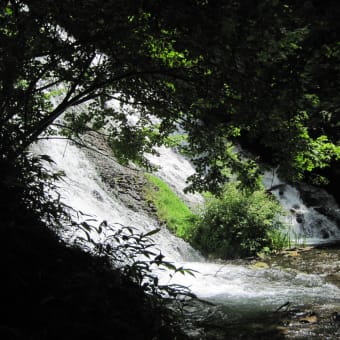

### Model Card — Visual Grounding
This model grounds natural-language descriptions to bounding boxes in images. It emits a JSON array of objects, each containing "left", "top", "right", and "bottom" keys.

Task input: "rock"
[
  {"left": 276, "top": 326, "right": 289, "bottom": 335},
  {"left": 299, "top": 313, "right": 318, "bottom": 324},
  {"left": 332, "top": 312, "right": 340, "bottom": 322},
  {"left": 252, "top": 261, "right": 270, "bottom": 269},
  {"left": 296, "top": 213, "right": 304, "bottom": 224},
  {"left": 320, "top": 229, "right": 330, "bottom": 239},
  {"left": 92, "top": 190, "right": 103, "bottom": 202},
  {"left": 81, "top": 132, "right": 156, "bottom": 214},
  {"left": 284, "top": 250, "right": 300, "bottom": 257},
  {"left": 296, "top": 182, "right": 340, "bottom": 227}
]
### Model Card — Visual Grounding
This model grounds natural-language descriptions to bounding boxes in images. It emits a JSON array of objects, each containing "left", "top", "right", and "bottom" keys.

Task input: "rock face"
[
  {"left": 82, "top": 133, "right": 156, "bottom": 215},
  {"left": 296, "top": 182, "right": 340, "bottom": 229}
]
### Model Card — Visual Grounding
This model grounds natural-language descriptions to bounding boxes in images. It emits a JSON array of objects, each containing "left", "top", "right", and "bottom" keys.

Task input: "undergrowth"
[
  {"left": 144, "top": 173, "right": 195, "bottom": 239},
  {"left": 0, "top": 153, "right": 190, "bottom": 340},
  {"left": 191, "top": 182, "right": 287, "bottom": 259},
  {"left": 144, "top": 172, "right": 289, "bottom": 259}
]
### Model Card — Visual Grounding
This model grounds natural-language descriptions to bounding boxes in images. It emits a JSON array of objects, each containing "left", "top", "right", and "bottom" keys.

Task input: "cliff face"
[
  {"left": 82, "top": 132, "right": 157, "bottom": 215},
  {"left": 296, "top": 182, "right": 340, "bottom": 230}
]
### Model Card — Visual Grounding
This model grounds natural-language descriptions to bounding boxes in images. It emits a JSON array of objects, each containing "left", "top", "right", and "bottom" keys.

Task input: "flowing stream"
[{"left": 32, "top": 139, "right": 340, "bottom": 338}]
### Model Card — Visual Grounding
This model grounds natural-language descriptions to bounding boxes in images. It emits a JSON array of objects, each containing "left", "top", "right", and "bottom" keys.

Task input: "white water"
[
  {"left": 32, "top": 139, "right": 201, "bottom": 262},
  {"left": 32, "top": 138, "right": 340, "bottom": 317},
  {"left": 146, "top": 145, "right": 204, "bottom": 210},
  {"left": 263, "top": 170, "right": 340, "bottom": 245}
]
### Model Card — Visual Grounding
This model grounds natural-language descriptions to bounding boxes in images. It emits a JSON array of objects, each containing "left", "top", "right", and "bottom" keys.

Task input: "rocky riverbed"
[{"left": 183, "top": 245, "right": 340, "bottom": 339}]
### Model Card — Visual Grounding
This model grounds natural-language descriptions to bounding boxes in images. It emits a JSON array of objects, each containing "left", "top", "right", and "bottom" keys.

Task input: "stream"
[{"left": 32, "top": 138, "right": 340, "bottom": 339}]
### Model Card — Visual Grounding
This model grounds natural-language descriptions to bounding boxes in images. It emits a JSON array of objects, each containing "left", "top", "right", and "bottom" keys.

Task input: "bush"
[{"left": 191, "top": 182, "right": 285, "bottom": 259}]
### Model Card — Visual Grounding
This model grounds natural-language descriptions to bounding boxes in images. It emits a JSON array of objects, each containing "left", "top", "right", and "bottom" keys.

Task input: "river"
[{"left": 32, "top": 138, "right": 340, "bottom": 339}]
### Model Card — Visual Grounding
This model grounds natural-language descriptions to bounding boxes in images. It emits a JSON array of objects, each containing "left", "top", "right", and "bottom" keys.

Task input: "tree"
[
  {"left": 151, "top": 0, "right": 340, "bottom": 188},
  {"left": 0, "top": 0, "right": 190, "bottom": 161},
  {"left": 1, "top": 2, "right": 339, "bottom": 335},
  {"left": 1, "top": 0, "right": 339, "bottom": 194}
]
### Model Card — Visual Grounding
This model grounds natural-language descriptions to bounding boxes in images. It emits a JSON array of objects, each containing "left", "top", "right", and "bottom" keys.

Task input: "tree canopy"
[{"left": 1, "top": 0, "right": 339, "bottom": 192}]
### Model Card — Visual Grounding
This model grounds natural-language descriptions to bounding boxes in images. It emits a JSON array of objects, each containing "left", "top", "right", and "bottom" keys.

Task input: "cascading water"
[
  {"left": 32, "top": 139, "right": 200, "bottom": 262},
  {"left": 263, "top": 170, "right": 340, "bottom": 245},
  {"left": 32, "top": 138, "right": 340, "bottom": 328},
  {"left": 145, "top": 145, "right": 204, "bottom": 210},
  {"left": 145, "top": 146, "right": 340, "bottom": 311}
]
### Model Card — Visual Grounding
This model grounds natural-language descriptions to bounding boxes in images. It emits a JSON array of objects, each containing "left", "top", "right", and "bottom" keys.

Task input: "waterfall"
[
  {"left": 263, "top": 170, "right": 340, "bottom": 245},
  {"left": 31, "top": 139, "right": 201, "bottom": 262},
  {"left": 145, "top": 145, "right": 204, "bottom": 210},
  {"left": 31, "top": 138, "right": 340, "bottom": 318}
]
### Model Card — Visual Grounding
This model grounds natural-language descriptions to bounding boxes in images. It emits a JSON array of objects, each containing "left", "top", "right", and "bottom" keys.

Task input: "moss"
[{"left": 144, "top": 173, "right": 195, "bottom": 239}]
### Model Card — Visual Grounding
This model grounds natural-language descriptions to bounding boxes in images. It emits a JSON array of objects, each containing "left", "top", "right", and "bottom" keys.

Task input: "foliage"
[
  {"left": 0, "top": 0, "right": 190, "bottom": 163},
  {"left": 1, "top": 215, "right": 190, "bottom": 340},
  {"left": 191, "top": 182, "right": 286, "bottom": 259},
  {"left": 73, "top": 219, "right": 196, "bottom": 297},
  {"left": 266, "top": 228, "right": 292, "bottom": 253},
  {"left": 293, "top": 134, "right": 340, "bottom": 178},
  {"left": 0, "top": 151, "right": 68, "bottom": 232},
  {"left": 144, "top": 173, "right": 195, "bottom": 239},
  {"left": 1, "top": 1, "right": 339, "bottom": 194},
  {"left": 152, "top": 0, "right": 340, "bottom": 188},
  {"left": 67, "top": 219, "right": 197, "bottom": 334},
  {"left": 0, "top": 153, "right": 193, "bottom": 339},
  {"left": 163, "top": 133, "right": 188, "bottom": 151}
]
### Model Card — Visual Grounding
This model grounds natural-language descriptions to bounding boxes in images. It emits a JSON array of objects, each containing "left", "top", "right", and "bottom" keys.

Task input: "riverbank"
[
  {"left": 184, "top": 244, "right": 340, "bottom": 339},
  {"left": 255, "top": 243, "right": 340, "bottom": 338}
]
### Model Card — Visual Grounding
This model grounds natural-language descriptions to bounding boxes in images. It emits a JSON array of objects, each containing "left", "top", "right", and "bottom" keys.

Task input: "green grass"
[{"left": 144, "top": 173, "right": 195, "bottom": 239}]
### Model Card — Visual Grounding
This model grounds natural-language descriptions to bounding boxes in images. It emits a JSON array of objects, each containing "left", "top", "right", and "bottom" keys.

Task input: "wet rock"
[
  {"left": 296, "top": 182, "right": 340, "bottom": 228},
  {"left": 332, "top": 312, "right": 340, "bottom": 323},
  {"left": 296, "top": 213, "right": 304, "bottom": 224},
  {"left": 92, "top": 190, "right": 103, "bottom": 202},
  {"left": 320, "top": 229, "right": 330, "bottom": 239},
  {"left": 283, "top": 250, "right": 300, "bottom": 257},
  {"left": 81, "top": 132, "right": 156, "bottom": 215},
  {"left": 299, "top": 312, "right": 318, "bottom": 324},
  {"left": 252, "top": 261, "right": 270, "bottom": 269}
]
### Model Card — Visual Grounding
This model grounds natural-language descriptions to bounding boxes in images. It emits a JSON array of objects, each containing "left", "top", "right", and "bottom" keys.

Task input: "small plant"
[
  {"left": 267, "top": 225, "right": 291, "bottom": 252},
  {"left": 290, "top": 230, "right": 307, "bottom": 248}
]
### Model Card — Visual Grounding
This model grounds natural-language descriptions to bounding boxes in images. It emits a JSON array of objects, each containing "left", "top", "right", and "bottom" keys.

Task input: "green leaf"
[{"left": 142, "top": 228, "right": 161, "bottom": 238}]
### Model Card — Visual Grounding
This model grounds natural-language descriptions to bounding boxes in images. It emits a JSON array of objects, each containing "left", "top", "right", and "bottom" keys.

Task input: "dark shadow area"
[{"left": 0, "top": 203, "right": 186, "bottom": 340}]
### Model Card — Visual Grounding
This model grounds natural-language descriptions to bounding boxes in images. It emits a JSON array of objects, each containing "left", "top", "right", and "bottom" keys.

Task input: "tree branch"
[{"left": 15, "top": 67, "right": 190, "bottom": 157}]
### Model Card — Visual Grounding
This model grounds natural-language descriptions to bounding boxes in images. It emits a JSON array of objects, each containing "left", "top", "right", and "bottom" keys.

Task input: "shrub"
[{"left": 192, "top": 182, "right": 285, "bottom": 259}]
